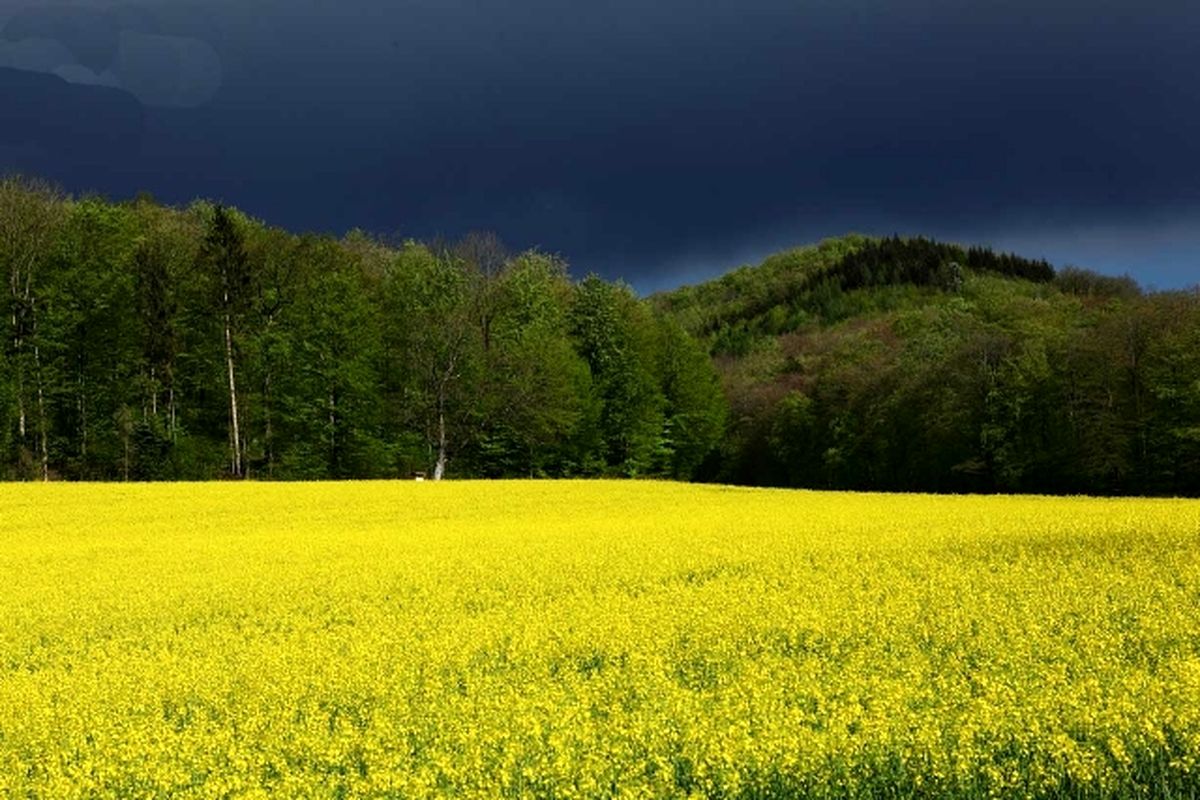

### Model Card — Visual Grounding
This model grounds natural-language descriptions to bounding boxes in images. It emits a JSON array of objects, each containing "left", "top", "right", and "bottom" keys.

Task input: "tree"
[
  {"left": 381, "top": 243, "right": 480, "bottom": 479},
  {"left": 242, "top": 225, "right": 304, "bottom": 476},
  {"left": 196, "top": 204, "right": 254, "bottom": 478},
  {"left": 454, "top": 230, "right": 509, "bottom": 353},
  {"left": 473, "top": 250, "right": 593, "bottom": 476},
  {"left": 0, "top": 175, "right": 66, "bottom": 480},
  {"left": 274, "top": 236, "right": 385, "bottom": 478},
  {"left": 654, "top": 315, "right": 726, "bottom": 479},
  {"left": 44, "top": 197, "right": 140, "bottom": 478},
  {"left": 1143, "top": 293, "right": 1200, "bottom": 494},
  {"left": 570, "top": 276, "right": 665, "bottom": 475},
  {"left": 128, "top": 196, "right": 199, "bottom": 479}
]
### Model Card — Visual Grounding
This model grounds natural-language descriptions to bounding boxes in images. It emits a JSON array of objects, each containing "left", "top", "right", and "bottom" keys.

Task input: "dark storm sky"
[{"left": 2, "top": 0, "right": 1198, "bottom": 292}]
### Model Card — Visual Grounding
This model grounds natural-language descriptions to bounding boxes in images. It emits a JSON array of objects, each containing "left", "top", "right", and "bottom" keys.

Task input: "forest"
[
  {"left": 0, "top": 176, "right": 725, "bottom": 482},
  {"left": 3, "top": 174, "right": 1199, "bottom": 495},
  {"left": 658, "top": 235, "right": 1200, "bottom": 495}
]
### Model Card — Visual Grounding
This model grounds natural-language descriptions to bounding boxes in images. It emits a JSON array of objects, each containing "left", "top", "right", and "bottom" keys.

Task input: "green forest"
[
  {"left": 657, "top": 235, "right": 1200, "bottom": 495},
  {"left": 3, "top": 175, "right": 1199, "bottom": 494},
  {"left": 0, "top": 176, "right": 725, "bottom": 483}
]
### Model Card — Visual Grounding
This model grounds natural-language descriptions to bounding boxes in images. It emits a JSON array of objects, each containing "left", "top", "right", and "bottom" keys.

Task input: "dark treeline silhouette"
[
  {"left": 837, "top": 236, "right": 1056, "bottom": 290},
  {"left": 0, "top": 176, "right": 725, "bottom": 481},
  {"left": 4, "top": 174, "right": 1198, "bottom": 495}
]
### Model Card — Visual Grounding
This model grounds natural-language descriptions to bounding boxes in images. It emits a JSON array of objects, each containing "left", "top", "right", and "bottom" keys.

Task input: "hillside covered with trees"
[
  {"left": 656, "top": 235, "right": 1200, "bottom": 496},
  {"left": 3, "top": 174, "right": 1199, "bottom": 495}
]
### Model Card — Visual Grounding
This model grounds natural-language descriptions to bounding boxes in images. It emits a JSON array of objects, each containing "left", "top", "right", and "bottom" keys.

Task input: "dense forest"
[
  {"left": 0, "top": 176, "right": 725, "bottom": 482},
  {"left": 657, "top": 235, "right": 1200, "bottom": 496},
  {"left": 3, "top": 174, "right": 1199, "bottom": 494}
]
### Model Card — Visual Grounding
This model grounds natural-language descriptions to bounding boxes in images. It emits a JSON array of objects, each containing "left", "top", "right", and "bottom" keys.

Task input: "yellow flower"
[{"left": 0, "top": 482, "right": 1197, "bottom": 796}]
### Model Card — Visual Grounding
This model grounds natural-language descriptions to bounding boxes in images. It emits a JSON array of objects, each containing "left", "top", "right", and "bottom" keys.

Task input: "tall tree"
[
  {"left": 0, "top": 176, "right": 66, "bottom": 479},
  {"left": 474, "top": 250, "right": 593, "bottom": 476},
  {"left": 45, "top": 197, "right": 140, "bottom": 479},
  {"left": 196, "top": 205, "right": 254, "bottom": 478},
  {"left": 570, "top": 276, "right": 665, "bottom": 475},
  {"left": 242, "top": 225, "right": 304, "bottom": 476},
  {"left": 129, "top": 197, "right": 200, "bottom": 478},
  {"left": 273, "top": 236, "right": 384, "bottom": 478},
  {"left": 454, "top": 230, "right": 509, "bottom": 354},
  {"left": 653, "top": 315, "right": 727, "bottom": 479},
  {"left": 381, "top": 242, "right": 480, "bottom": 479}
]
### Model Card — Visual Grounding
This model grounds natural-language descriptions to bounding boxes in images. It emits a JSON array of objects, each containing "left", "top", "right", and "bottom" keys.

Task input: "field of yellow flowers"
[{"left": 1, "top": 481, "right": 1199, "bottom": 798}]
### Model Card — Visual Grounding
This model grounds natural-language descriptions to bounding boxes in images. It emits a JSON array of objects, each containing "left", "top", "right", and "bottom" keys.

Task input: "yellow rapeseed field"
[{"left": 1, "top": 481, "right": 1199, "bottom": 798}]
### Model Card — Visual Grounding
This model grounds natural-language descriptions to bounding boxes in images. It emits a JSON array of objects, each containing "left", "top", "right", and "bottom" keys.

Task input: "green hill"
[{"left": 655, "top": 235, "right": 1200, "bottom": 495}]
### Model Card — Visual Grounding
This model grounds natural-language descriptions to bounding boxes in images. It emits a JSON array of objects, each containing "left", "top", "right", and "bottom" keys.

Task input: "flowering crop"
[{"left": 1, "top": 481, "right": 1199, "bottom": 798}]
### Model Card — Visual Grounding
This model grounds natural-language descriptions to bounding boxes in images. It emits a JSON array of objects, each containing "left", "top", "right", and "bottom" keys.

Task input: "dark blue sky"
[{"left": 2, "top": 0, "right": 1198, "bottom": 292}]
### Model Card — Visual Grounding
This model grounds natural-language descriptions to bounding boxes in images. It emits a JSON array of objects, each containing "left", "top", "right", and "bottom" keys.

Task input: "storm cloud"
[
  {"left": 0, "top": 0, "right": 1196, "bottom": 289},
  {"left": 0, "top": 66, "right": 142, "bottom": 156},
  {"left": 1, "top": 3, "right": 221, "bottom": 108}
]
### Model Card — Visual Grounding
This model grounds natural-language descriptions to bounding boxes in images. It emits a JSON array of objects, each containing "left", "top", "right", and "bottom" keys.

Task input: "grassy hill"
[{"left": 654, "top": 235, "right": 1200, "bottom": 496}]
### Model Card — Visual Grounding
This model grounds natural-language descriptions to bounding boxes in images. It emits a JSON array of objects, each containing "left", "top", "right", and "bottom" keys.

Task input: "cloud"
[
  {"left": 1, "top": 5, "right": 120, "bottom": 72},
  {"left": 52, "top": 62, "right": 120, "bottom": 87},
  {"left": 0, "top": 66, "right": 143, "bottom": 155},
  {"left": 0, "top": 4, "right": 221, "bottom": 107},
  {"left": 115, "top": 31, "right": 221, "bottom": 108},
  {"left": 0, "top": 36, "right": 73, "bottom": 72}
]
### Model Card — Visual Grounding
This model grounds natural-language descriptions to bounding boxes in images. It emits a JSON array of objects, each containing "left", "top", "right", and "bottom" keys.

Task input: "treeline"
[
  {"left": 659, "top": 236, "right": 1056, "bottom": 356},
  {"left": 659, "top": 239, "right": 1200, "bottom": 496},
  {"left": 836, "top": 235, "right": 1056, "bottom": 290},
  {"left": 0, "top": 176, "right": 725, "bottom": 481},
  {"left": 6, "top": 173, "right": 1198, "bottom": 496}
]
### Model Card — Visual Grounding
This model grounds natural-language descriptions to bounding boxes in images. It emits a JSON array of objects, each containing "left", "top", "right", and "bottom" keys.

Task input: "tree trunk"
[
  {"left": 433, "top": 408, "right": 447, "bottom": 480},
  {"left": 167, "top": 360, "right": 177, "bottom": 443},
  {"left": 27, "top": 294, "right": 49, "bottom": 481},
  {"left": 150, "top": 366, "right": 158, "bottom": 418},
  {"left": 263, "top": 370, "right": 274, "bottom": 477},
  {"left": 78, "top": 356, "right": 88, "bottom": 459},
  {"left": 11, "top": 278, "right": 26, "bottom": 444},
  {"left": 168, "top": 384, "right": 177, "bottom": 443},
  {"left": 15, "top": 367, "right": 25, "bottom": 442},
  {"left": 34, "top": 341, "right": 48, "bottom": 481},
  {"left": 224, "top": 313, "right": 242, "bottom": 477},
  {"left": 328, "top": 386, "right": 337, "bottom": 477}
]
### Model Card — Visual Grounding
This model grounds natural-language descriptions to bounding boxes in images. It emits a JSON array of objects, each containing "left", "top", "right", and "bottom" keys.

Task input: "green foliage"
[
  {"left": 654, "top": 316, "right": 726, "bottom": 478},
  {"left": 1055, "top": 266, "right": 1141, "bottom": 299},
  {"left": 654, "top": 234, "right": 1055, "bottom": 357},
  {"left": 570, "top": 276, "right": 666, "bottom": 476},
  {"left": 471, "top": 252, "right": 595, "bottom": 477},
  {"left": 2, "top": 175, "right": 1195, "bottom": 496},
  {"left": 0, "top": 357, "right": 13, "bottom": 478},
  {"left": 198, "top": 204, "right": 255, "bottom": 319},
  {"left": 273, "top": 237, "right": 386, "bottom": 478},
  {"left": 377, "top": 242, "right": 481, "bottom": 477},
  {"left": 0, "top": 179, "right": 731, "bottom": 482},
  {"left": 657, "top": 244, "right": 1200, "bottom": 495}
]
